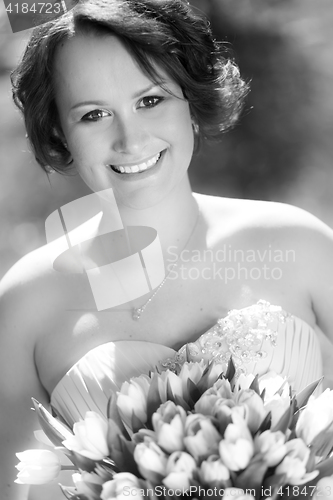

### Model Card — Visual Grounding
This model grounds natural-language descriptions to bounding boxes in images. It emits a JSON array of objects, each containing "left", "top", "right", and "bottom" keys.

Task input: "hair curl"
[{"left": 11, "top": 0, "right": 249, "bottom": 173}]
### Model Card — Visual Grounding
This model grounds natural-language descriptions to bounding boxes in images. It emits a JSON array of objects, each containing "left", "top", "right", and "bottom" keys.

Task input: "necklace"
[{"left": 132, "top": 209, "right": 200, "bottom": 320}]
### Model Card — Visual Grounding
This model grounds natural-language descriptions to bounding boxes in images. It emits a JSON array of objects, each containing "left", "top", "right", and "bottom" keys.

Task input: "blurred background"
[{"left": 1, "top": 0, "right": 333, "bottom": 280}]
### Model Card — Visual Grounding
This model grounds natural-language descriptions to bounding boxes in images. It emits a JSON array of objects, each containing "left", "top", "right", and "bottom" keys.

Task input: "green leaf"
[
  {"left": 69, "top": 450, "right": 97, "bottom": 472},
  {"left": 187, "top": 377, "right": 201, "bottom": 406},
  {"left": 197, "top": 361, "right": 224, "bottom": 393},
  {"left": 263, "top": 473, "right": 287, "bottom": 498},
  {"left": 234, "top": 458, "right": 269, "bottom": 497},
  {"left": 271, "top": 397, "right": 296, "bottom": 433},
  {"left": 249, "top": 374, "right": 260, "bottom": 396},
  {"left": 32, "top": 398, "right": 73, "bottom": 447},
  {"left": 115, "top": 435, "right": 139, "bottom": 475},
  {"left": 295, "top": 378, "right": 323, "bottom": 411},
  {"left": 59, "top": 484, "right": 86, "bottom": 499},
  {"left": 107, "top": 394, "right": 131, "bottom": 440},
  {"left": 146, "top": 373, "right": 163, "bottom": 424},
  {"left": 256, "top": 411, "right": 272, "bottom": 434},
  {"left": 131, "top": 411, "right": 146, "bottom": 433},
  {"left": 166, "top": 378, "right": 175, "bottom": 402},
  {"left": 314, "top": 455, "right": 333, "bottom": 481},
  {"left": 173, "top": 394, "right": 191, "bottom": 412},
  {"left": 225, "top": 357, "right": 236, "bottom": 383}
]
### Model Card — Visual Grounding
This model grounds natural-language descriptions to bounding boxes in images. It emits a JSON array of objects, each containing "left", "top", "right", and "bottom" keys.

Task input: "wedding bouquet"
[{"left": 15, "top": 359, "right": 333, "bottom": 500}]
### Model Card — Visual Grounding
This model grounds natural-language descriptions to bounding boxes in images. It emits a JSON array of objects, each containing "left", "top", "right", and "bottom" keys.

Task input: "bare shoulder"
[
  {"left": 195, "top": 193, "right": 333, "bottom": 345},
  {"left": 195, "top": 192, "right": 333, "bottom": 236}
]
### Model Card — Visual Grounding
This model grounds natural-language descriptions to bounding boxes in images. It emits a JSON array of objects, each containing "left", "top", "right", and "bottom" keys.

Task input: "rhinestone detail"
[{"left": 160, "top": 300, "right": 290, "bottom": 375}]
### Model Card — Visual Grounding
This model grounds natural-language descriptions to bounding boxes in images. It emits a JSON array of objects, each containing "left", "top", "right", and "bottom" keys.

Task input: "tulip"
[
  {"left": 235, "top": 373, "right": 256, "bottom": 391},
  {"left": 219, "top": 417, "right": 254, "bottom": 471},
  {"left": 101, "top": 473, "right": 146, "bottom": 500},
  {"left": 178, "top": 361, "right": 207, "bottom": 399},
  {"left": 235, "top": 390, "right": 267, "bottom": 433},
  {"left": 199, "top": 456, "right": 230, "bottom": 487},
  {"left": 264, "top": 393, "right": 290, "bottom": 428},
  {"left": 183, "top": 414, "right": 221, "bottom": 461},
  {"left": 212, "top": 401, "right": 234, "bottom": 434},
  {"left": 157, "top": 370, "right": 184, "bottom": 402},
  {"left": 254, "top": 430, "right": 287, "bottom": 467},
  {"left": 63, "top": 411, "right": 109, "bottom": 460},
  {"left": 15, "top": 449, "right": 61, "bottom": 485},
  {"left": 258, "top": 372, "right": 289, "bottom": 399},
  {"left": 296, "top": 389, "right": 333, "bottom": 450},
  {"left": 152, "top": 401, "right": 186, "bottom": 453},
  {"left": 116, "top": 376, "right": 151, "bottom": 431},
  {"left": 73, "top": 472, "right": 104, "bottom": 500},
  {"left": 275, "top": 439, "right": 319, "bottom": 485},
  {"left": 134, "top": 440, "right": 168, "bottom": 483},
  {"left": 163, "top": 451, "right": 197, "bottom": 490},
  {"left": 219, "top": 439, "right": 253, "bottom": 472},
  {"left": 195, "top": 379, "right": 234, "bottom": 415}
]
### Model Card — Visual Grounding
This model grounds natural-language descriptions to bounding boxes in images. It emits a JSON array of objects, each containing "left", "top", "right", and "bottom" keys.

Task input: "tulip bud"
[
  {"left": 158, "top": 370, "right": 184, "bottom": 402},
  {"left": 101, "top": 473, "right": 147, "bottom": 500},
  {"left": 219, "top": 439, "right": 253, "bottom": 471},
  {"left": 254, "top": 430, "right": 287, "bottom": 467},
  {"left": 199, "top": 456, "right": 230, "bottom": 487},
  {"left": 219, "top": 418, "right": 254, "bottom": 471},
  {"left": 63, "top": 411, "right": 109, "bottom": 460},
  {"left": 275, "top": 439, "right": 319, "bottom": 485},
  {"left": 116, "top": 376, "right": 151, "bottom": 431},
  {"left": 235, "top": 390, "right": 266, "bottom": 433},
  {"left": 163, "top": 451, "right": 197, "bottom": 490},
  {"left": 296, "top": 390, "right": 333, "bottom": 448},
  {"left": 152, "top": 402, "right": 186, "bottom": 454},
  {"left": 258, "top": 372, "right": 289, "bottom": 398},
  {"left": 73, "top": 471, "right": 104, "bottom": 500},
  {"left": 134, "top": 441, "right": 168, "bottom": 483},
  {"left": 15, "top": 449, "right": 61, "bottom": 485},
  {"left": 184, "top": 414, "right": 221, "bottom": 461}
]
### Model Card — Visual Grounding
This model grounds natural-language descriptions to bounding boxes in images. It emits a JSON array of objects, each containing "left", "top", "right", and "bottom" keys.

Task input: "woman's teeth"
[{"left": 111, "top": 152, "right": 162, "bottom": 174}]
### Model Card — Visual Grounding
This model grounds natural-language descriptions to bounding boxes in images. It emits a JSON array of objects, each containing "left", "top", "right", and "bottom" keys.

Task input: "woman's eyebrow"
[
  {"left": 70, "top": 100, "right": 110, "bottom": 112},
  {"left": 69, "top": 82, "right": 168, "bottom": 112},
  {"left": 132, "top": 82, "right": 166, "bottom": 98}
]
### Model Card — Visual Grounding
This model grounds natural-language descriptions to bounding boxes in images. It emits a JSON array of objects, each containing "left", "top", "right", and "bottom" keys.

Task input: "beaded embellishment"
[{"left": 160, "top": 300, "right": 290, "bottom": 377}]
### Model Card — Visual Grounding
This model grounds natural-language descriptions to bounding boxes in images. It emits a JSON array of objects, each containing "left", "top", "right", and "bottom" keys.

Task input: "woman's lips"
[{"left": 109, "top": 151, "right": 163, "bottom": 174}]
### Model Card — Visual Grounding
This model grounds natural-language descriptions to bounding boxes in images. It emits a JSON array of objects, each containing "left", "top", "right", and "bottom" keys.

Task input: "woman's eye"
[
  {"left": 138, "top": 96, "right": 164, "bottom": 109},
  {"left": 81, "top": 109, "right": 111, "bottom": 122}
]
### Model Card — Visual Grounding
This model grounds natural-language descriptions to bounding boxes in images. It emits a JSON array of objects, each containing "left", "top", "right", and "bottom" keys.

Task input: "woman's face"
[{"left": 53, "top": 34, "right": 195, "bottom": 209}]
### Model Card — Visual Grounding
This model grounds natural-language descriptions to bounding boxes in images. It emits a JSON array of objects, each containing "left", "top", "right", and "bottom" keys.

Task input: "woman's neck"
[{"left": 98, "top": 175, "right": 199, "bottom": 259}]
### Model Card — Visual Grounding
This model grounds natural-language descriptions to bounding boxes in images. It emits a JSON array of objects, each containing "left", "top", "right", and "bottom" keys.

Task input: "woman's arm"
[
  {"left": 0, "top": 264, "right": 51, "bottom": 500},
  {"left": 304, "top": 219, "right": 333, "bottom": 389}
]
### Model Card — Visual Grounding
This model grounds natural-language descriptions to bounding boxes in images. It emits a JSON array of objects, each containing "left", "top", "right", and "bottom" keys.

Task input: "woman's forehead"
[{"left": 53, "top": 34, "right": 179, "bottom": 104}]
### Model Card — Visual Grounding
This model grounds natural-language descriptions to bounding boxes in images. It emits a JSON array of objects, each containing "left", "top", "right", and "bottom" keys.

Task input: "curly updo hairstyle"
[{"left": 11, "top": 0, "right": 249, "bottom": 173}]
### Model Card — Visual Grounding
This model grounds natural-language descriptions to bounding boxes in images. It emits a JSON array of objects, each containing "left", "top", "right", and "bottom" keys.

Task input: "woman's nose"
[{"left": 112, "top": 115, "right": 148, "bottom": 155}]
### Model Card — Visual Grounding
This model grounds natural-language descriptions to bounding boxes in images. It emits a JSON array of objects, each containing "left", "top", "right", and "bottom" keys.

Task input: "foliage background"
[{"left": 1, "top": 0, "right": 333, "bottom": 280}]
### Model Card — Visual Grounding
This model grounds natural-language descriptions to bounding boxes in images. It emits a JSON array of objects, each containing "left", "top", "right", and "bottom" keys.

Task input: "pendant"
[{"left": 132, "top": 307, "right": 143, "bottom": 320}]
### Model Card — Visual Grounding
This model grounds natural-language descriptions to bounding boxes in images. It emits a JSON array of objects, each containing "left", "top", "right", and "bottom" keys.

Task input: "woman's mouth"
[{"left": 109, "top": 151, "right": 163, "bottom": 174}]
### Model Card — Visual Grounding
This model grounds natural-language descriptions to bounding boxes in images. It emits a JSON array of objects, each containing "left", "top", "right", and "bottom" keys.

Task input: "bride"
[{"left": 2, "top": 0, "right": 333, "bottom": 498}]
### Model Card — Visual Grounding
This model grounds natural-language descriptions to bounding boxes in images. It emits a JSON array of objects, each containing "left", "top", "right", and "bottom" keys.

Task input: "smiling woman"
[
  {"left": 52, "top": 34, "right": 195, "bottom": 208},
  {"left": 2, "top": 0, "right": 333, "bottom": 499}
]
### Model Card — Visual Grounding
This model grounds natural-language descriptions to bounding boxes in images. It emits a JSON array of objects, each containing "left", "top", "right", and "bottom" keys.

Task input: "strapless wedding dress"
[{"left": 50, "top": 301, "right": 323, "bottom": 426}]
